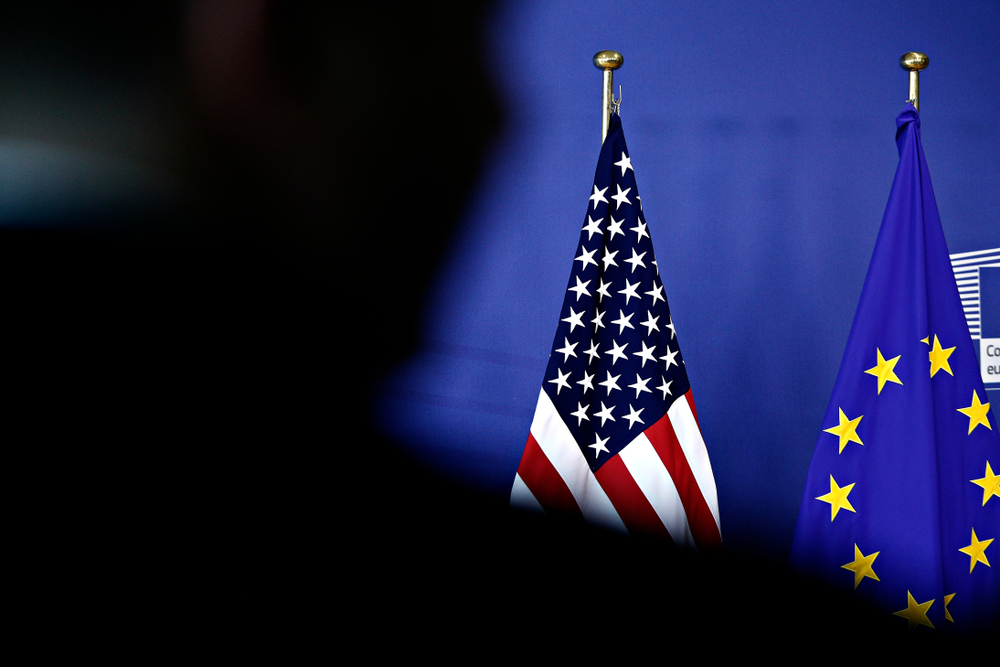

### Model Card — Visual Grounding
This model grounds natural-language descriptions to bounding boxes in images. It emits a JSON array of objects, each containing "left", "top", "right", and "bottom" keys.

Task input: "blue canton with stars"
[{"left": 542, "top": 113, "right": 690, "bottom": 473}]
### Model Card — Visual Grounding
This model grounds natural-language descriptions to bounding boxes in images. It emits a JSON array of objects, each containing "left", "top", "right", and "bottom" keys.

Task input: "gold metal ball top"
[
  {"left": 899, "top": 52, "right": 929, "bottom": 71},
  {"left": 593, "top": 50, "right": 624, "bottom": 71}
]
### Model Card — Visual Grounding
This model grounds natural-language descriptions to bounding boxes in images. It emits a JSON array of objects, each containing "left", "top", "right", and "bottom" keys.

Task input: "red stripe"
[
  {"left": 645, "top": 404, "right": 722, "bottom": 548},
  {"left": 685, "top": 391, "right": 699, "bottom": 427},
  {"left": 594, "top": 455, "right": 673, "bottom": 541},
  {"left": 517, "top": 434, "right": 584, "bottom": 521}
]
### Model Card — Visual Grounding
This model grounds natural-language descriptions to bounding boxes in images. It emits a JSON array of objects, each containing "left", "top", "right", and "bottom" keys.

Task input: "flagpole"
[
  {"left": 593, "top": 50, "right": 623, "bottom": 144},
  {"left": 899, "top": 52, "right": 929, "bottom": 111}
]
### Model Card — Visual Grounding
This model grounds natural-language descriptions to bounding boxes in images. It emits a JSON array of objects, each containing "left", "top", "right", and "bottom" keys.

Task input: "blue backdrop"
[{"left": 374, "top": 0, "right": 1000, "bottom": 558}]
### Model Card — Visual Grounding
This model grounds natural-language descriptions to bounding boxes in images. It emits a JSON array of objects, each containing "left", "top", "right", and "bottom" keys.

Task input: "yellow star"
[
  {"left": 823, "top": 408, "right": 864, "bottom": 454},
  {"left": 816, "top": 475, "right": 856, "bottom": 521},
  {"left": 958, "top": 528, "right": 993, "bottom": 573},
  {"left": 865, "top": 348, "right": 902, "bottom": 394},
  {"left": 928, "top": 334, "right": 955, "bottom": 377},
  {"left": 957, "top": 391, "right": 992, "bottom": 435},
  {"left": 841, "top": 544, "right": 880, "bottom": 589},
  {"left": 971, "top": 461, "right": 1000, "bottom": 506},
  {"left": 919, "top": 336, "right": 930, "bottom": 345},
  {"left": 893, "top": 591, "right": 935, "bottom": 630},
  {"left": 943, "top": 593, "right": 955, "bottom": 623}
]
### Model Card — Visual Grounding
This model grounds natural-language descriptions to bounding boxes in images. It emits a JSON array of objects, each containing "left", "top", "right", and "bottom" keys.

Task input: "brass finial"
[
  {"left": 593, "top": 51, "right": 624, "bottom": 144},
  {"left": 593, "top": 51, "right": 624, "bottom": 71},
  {"left": 899, "top": 52, "right": 929, "bottom": 111},
  {"left": 899, "top": 52, "right": 929, "bottom": 72}
]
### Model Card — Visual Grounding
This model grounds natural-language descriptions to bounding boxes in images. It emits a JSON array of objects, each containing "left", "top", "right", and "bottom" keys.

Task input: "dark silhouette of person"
[{"left": 1, "top": 3, "right": 982, "bottom": 651}]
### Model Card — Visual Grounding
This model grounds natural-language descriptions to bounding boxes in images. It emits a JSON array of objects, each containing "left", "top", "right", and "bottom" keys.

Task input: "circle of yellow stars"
[{"left": 815, "top": 334, "right": 997, "bottom": 629}]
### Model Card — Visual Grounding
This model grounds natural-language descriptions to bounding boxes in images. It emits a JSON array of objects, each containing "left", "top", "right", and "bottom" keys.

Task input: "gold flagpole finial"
[
  {"left": 899, "top": 52, "right": 929, "bottom": 112},
  {"left": 593, "top": 51, "right": 624, "bottom": 145}
]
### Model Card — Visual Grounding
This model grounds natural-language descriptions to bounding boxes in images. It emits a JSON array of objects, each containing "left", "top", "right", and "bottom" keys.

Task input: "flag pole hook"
[
  {"left": 593, "top": 50, "right": 624, "bottom": 145},
  {"left": 899, "top": 52, "right": 929, "bottom": 112}
]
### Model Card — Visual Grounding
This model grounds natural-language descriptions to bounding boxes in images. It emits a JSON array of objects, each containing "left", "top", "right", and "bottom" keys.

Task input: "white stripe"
[
  {"left": 951, "top": 254, "right": 1000, "bottom": 267},
  {"left": 618, "top": 433, "right": 695, "bottom": 548},
  {"left": 529, "top": 389, "right": 628, "bottom": 533},
  {"left": 950, "top": 247, "right": 1000, "bottom": 260},
  {"left": 667, "top": 398, "right": 721, "bottom": 531},
  {"left": 510, "top": 473, "right": 546, "bottom": 514},
  {"left": 953, "top": 270, "right": 978, "bottom": 278},
  {"left": 951, "top": 256, "right": 1000, "bottom": 267}
]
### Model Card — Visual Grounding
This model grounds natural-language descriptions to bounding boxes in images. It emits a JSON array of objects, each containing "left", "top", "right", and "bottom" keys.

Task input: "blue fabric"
[{"left": 790, "top": 104, "right": 999, "bottom": 633}]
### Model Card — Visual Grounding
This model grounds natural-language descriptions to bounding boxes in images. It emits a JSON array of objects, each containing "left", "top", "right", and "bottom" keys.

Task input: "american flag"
[{"left": 511, "top": 113, "right": 721, "bottom": 548}]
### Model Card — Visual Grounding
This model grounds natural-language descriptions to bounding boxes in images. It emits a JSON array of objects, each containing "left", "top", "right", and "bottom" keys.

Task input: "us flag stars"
[{"left": 540, "top": 129, "right": 691, "bottom": 473}]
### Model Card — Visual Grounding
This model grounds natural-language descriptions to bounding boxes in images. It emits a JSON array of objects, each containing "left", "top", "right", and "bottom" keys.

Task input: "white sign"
[{"left": 982, "top": 338, "right": 1000, "bottom": 385}]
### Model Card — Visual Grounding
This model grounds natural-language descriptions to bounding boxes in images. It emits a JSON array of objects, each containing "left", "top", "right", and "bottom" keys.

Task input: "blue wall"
[{"left": 375, "top": 0, "right": 1000, "bottom": 558}]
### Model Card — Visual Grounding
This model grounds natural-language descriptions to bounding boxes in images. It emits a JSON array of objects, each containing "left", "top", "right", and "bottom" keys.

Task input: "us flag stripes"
[{"left": 511, "top": 113, "right": 721, "bottom": 548}]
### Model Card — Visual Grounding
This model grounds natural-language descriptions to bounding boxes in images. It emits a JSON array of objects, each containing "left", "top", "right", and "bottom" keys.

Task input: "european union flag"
[{"left": 790, "top": 104, "right": 999, "bottom": 634}]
